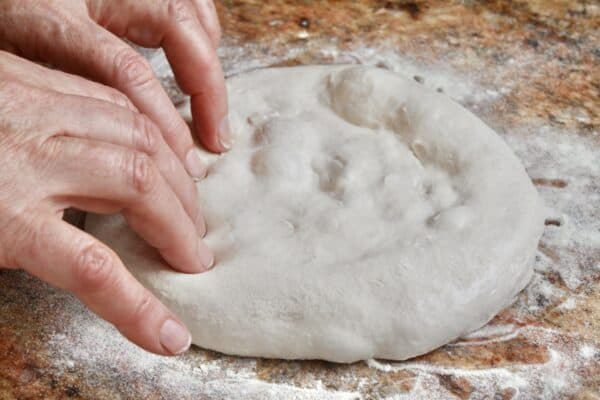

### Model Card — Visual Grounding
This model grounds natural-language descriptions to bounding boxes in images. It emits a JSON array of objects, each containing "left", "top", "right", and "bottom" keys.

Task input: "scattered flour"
[
  {"left": 579, "top": 344, "right": 597, "bottom": 360},
  {"left": 556, "top": 297, "right": 577, "bottom": 311},
  {"left": 48, "top": 304, "right": 360, "bottom": 399},
  {"left": 448, "top": 324, "right": 522, "bottom": 346},
  {"left": 367, "top": 329, "right": 584, "bottom": 400}
]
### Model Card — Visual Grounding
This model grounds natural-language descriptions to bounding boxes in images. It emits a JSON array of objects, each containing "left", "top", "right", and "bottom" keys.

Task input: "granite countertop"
[{"left": 1, "top": 1, "right": 599, "bottom": 399}]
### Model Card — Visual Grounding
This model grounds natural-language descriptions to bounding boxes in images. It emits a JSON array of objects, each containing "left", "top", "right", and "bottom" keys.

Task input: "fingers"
[
  {"left": 189, "top": 0, "right": 222, "bottom": 47},
  {"left": 0, "top": 50, "right": 137, "bottom": 111},
  {"left": 1, "top": 0, "right": 230, "bottom": 157},
  {"left": 44, "top": 93, "right": 205, "bottom": 227},
  {"left": 43, "top": 136, "right": 213, "bottom": 273},
  {"left": 86, "top": 27, "right": 202, "bottom": 164},
  {"left": 9, "top": 215, "right": 192, "bottom": 356},
  {"left": 84, "top": 0, "right": 230, "bottom": 153},
  {"left": 160, "top": 0, "right": 230, "bottom": 152}
]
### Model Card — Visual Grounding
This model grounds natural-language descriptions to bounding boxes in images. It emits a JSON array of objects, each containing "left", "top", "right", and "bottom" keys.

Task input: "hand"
[
  {"left": 0, "top": 0, "right": 231, "bottom": 168},
  {"left": 0, "top": 51, "right": 214, "bottom": 355}
]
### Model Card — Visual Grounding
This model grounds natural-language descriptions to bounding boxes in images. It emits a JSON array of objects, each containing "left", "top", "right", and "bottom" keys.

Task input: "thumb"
[{"left": 8, "top": 214, "right": 192, "bottom": 356}]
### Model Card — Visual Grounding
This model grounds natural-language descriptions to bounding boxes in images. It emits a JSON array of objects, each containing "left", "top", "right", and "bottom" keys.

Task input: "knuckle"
[
  {"left": 75, "top": 244, "right": 115, "bottom": 292},
  {"left": 130, "top": 152, "right": 158, "bottom": 194},
  {"left": 127, "top": 290, "right": 155, "bottom": 327},
  {"left": 33, "top": 134, "right": 63, "bottom": 165},
  {"left": 113, "top": 48, "right": 154, "bottom": 89},
  {"left": 168, "top": 0, "right": 195, "bottom": 24},
  {"left": 132, "top": 115, "right": 160, "bottom": 155}
]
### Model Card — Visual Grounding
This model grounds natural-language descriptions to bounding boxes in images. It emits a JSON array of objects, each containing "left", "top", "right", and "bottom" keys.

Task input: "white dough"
[{"left": 87, "top": 65, "right": 544, "bottom": 363}]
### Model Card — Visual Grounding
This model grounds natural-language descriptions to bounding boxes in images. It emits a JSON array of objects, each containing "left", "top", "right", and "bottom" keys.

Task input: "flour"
[
  {"left": 556, "top": 297, "right": 577, "bottom": 311},
  {"left": 505, "top": 126, "right": 600, "bottom": 292},
  {"left": 367, "top": 328, "right": 586, "bottom": 400},
  {"left": 35, "top": 42, "right": 597, "bottom": 398},
  {"left": 48, "top": 299, "right": 358, "bottom": 399}
]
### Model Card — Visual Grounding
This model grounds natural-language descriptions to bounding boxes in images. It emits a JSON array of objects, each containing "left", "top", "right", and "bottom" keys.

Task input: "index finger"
[
  {"left": 86, "top": 0, "right": 230, "bottom": 153},
  {"left": 162, "top": 0, "right": 230, "bottom": 152}
]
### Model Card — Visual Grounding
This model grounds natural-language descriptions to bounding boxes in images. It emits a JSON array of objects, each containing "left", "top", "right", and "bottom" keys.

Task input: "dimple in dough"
[{"left": 87, "top": 65, "right": 544, "bottom": 363}]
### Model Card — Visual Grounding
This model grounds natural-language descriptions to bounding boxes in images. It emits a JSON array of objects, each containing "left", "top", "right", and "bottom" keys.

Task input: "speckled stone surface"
[{"left": 1, "top": 1, "right": 599, "bottom": 399}]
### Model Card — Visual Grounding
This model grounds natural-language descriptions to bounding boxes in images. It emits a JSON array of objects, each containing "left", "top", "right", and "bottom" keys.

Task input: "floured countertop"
[{"left": 1, "top": 1, "right": 598, "bottom": 399}]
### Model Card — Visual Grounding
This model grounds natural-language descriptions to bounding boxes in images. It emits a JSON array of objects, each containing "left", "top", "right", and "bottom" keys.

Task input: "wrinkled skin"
[{"left": 0, "top": 0, "right": 229, "bottom": 356}]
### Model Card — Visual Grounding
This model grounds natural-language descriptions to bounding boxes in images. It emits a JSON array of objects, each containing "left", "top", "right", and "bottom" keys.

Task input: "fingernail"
[
  {"left": 219, "top": 116, "right": 232, "bottom": 151},
  {"left": 198, "top": 239, "right": 215, "bottom": 270},
  {"left": 159, "top": 319, "right": 192, "bottom": 355},
  {"left": 185, "top": 149, "right": 206, "bottom": 180}
]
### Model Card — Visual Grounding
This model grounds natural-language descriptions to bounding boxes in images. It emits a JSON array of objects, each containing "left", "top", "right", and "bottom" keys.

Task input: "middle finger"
[
  {"left": 41, "top": 135, "right": 213, "bottom": 273},
  {"left": 39, "top": 92, "right": 204, "bottom": 233}
]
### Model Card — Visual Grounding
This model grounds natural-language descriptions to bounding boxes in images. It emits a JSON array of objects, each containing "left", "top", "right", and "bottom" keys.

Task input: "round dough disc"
[{"left": 87, "top": 65, "right": 544, "bottom": 363}]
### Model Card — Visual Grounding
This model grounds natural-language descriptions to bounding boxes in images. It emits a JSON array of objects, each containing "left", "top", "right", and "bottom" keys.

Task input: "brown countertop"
[{"left": 1, "top": 1, "right": 599, "bottom": 399}]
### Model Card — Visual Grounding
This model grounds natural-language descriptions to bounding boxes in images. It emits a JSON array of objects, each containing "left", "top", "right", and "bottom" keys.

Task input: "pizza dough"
[{"left": 87, "top": 65, "right": 544, "bottom": 363}]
